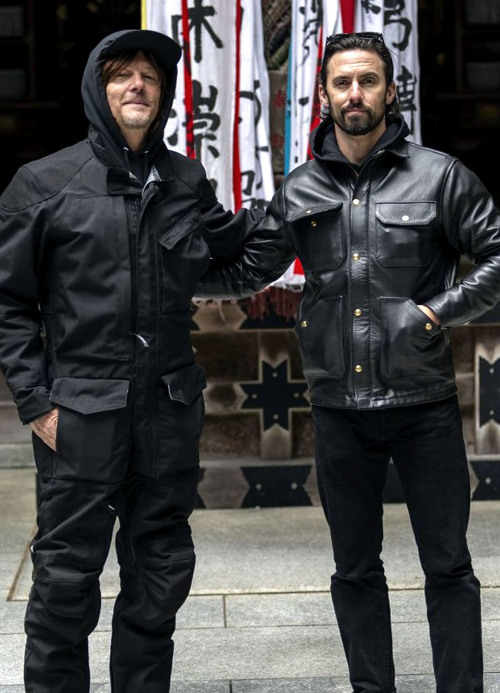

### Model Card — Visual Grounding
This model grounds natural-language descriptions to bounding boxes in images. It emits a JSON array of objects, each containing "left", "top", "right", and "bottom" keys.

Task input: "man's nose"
[
  {"left": 129, "top": 74, "right": 145, "bottom": 90},
  {"left": 349, "top": 81, "right": 362, "bottom": 99}
]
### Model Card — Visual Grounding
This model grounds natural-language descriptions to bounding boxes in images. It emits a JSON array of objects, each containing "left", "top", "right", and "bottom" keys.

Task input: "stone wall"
[{"left": 190, "top": 298, "right": 500, "bottom": 508}]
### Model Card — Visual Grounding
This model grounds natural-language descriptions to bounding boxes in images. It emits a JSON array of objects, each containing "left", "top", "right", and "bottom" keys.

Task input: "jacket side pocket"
[
  {"left": 295, "top": 295, "right": 345, "bottom": 380},
  {"left": 156, "top": 363, "right": 206, "bottom": 479},
  {"left": 379, "top": 297, "right": 451, "bottom": 387},
  {"left": 49, "top": 377, "right": 130, "bottom": 482}
]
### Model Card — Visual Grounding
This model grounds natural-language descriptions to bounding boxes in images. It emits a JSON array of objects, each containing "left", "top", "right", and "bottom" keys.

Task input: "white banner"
[
  {"left": 143, "top": 0, "right": 274, "bottom": 211},
  {"left": 285, "top": 0, "right": 343, "bottom": 174},
  {"left": 277, "top": 0, "right": 343, "bottom": 289},
  {"left": 238, "top": 0, "right": 275, "bottom": 209},
  {"left": 355, "top": 0, "right": 421, "bottom": 143}
]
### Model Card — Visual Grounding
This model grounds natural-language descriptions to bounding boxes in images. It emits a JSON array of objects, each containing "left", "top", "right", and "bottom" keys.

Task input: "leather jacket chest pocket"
[
  {"left": 159, "top": 208, "right": 211, "bottom": 309},
  {"left": 375, "top": 202, "right": 437, "bottom": 267},
  {"left": 288, "top": 203, "right": 344, "bottom": 271}
]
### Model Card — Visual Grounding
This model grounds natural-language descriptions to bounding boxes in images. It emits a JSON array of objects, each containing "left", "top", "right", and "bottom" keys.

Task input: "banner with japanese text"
[
  {"left": 355, "top": 0, "right": 421, "bottom": 144},
  {"left": 277, "top": 0, "right": 420, "bottom": 289},
  {"left": 142, "top": 0, "right": 275, "bottom": 212}
]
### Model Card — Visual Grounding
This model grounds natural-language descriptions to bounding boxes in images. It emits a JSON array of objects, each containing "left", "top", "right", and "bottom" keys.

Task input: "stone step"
[
  {"left": 0, "top": 444, "right": 34, "bottom": 469},
  {"left": 0, "top": 403, "right": 30, "bottom": 444},
  {"left": 0, "top": 383, "right": 35, "bottom": 468},
  {"left": 0, "top": 374, "right": 12, "bottom": 402}
]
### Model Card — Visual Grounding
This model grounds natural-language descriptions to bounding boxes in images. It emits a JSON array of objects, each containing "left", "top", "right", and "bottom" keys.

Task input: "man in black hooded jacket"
[
  {"left": 0, "top": 30, "right": 269, "bottom": 693},
  {"left": 199, "top": 32, "right": 500, "bottom": 693}
]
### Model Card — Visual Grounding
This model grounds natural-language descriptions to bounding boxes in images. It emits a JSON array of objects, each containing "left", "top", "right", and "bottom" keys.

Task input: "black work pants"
[
  {"left": 312, "top": 396, "right": 483, "bottom": 693},
  {"left": 25, "top": 389, "right": 202, "bottom": 693}
]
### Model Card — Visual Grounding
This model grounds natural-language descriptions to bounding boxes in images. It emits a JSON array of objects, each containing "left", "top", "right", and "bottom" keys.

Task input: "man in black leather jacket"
[
  {"left": 0, "top": 30, "right": 261, "bottom": 693},
  {"left": 200, "top": 32, "right": 500, "bottom": 693}
]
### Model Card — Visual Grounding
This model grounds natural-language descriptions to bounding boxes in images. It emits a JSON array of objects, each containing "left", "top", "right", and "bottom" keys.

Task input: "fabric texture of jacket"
[
  {"left": 200, "top": 114, "right": 500, "bottom": 410},
  {"left": 0, "top": 30, "right": 255, "bottom": 456}
]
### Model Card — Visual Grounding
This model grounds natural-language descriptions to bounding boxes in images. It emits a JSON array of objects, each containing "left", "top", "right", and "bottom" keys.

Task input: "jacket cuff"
[{"left": 14, "top": 386, "right": 52, "bottom": 425}]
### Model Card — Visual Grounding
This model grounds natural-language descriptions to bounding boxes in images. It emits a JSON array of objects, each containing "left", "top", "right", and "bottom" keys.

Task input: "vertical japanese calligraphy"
[
  {"left": 355, "top": 0, "right": 421, "bottom": 143},
  {"left": 143, "top": 0, "right": 274, "bottom": 211}
]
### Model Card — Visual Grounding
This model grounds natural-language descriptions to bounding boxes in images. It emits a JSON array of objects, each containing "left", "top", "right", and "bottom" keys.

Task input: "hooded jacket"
[
  {"left": 0, "top": 30, "right": 255, "bottom": 425},
  {"left": 200, "top": 114, "right": 500, "bottom": 409}
]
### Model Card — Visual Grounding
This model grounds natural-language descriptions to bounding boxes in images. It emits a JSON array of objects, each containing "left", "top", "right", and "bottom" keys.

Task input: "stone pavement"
[{"left": 0, "top": 468, "right": 499, "bottom": 692}]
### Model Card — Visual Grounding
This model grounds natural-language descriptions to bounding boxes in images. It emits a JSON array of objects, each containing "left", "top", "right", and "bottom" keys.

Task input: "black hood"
[
  {"left": 310, "top": 113, "right": 410, "bottom": 166},
  {"left": 81, "top": 29, "right": 181, "bottom": 172}
]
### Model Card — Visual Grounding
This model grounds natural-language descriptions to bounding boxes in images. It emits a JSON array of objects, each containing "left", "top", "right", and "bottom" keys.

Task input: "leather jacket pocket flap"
[
  {"left": 159, "top": 208, "right": 201, "bottom": 250},
  {"left": 376, "top": 202, "right": 436, "bottom": 226},
  {"left": 287, "top": 202, "right": 342, "bottom": 224},
  {"left": 160, "top": 363, "right": 207, "bottom": 405},
  {"left": 287, "top": 202, "right": 344, "bottom": 271},
  {"left": 49, "top": 377, "right": 130, "bottom": 414}
]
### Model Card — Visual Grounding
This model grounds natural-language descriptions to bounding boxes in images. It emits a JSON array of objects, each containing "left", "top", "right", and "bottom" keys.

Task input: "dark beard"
[{"left": 335, "top": 108, "right": 385, "bottom": 136}]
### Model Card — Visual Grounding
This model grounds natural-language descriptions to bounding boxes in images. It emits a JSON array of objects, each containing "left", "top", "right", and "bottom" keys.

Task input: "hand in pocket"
[{"left": 30, "top": 408, "right": 59, "bottom": 451}]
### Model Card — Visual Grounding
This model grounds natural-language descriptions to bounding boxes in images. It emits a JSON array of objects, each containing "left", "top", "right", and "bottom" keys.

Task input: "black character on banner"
[
  {"left": 396, "top": 64, "right": 417, "bottom": 133},
  {"left": 298, "top": 3, "right": 321, "bottom": 66},
  {"left": 170, "top": 16, "right": 182, "bottom": 46},
  {"left": 239, "top": 82, "right": 271, "bottom": 208},
  {"left": 384, "top": 0, "right": 412, "bottom": 51},
  {"left": 171, "top": 0, "right": 223, "bottom": 63},
  {"left": 360, "top": 0, "right": 382, "bottom": 15},
  {"left": 166, "top": 108, "right": 179, "bottom": 148},
  {"left": 241, "top": 170, "right": 256, "bottom": 198},
  {"left": 192, "top": 80, "right": 221, "bottom": 159},
  {"left": 190, "top": 0, "right": 223, "bottom": 63},
  {"left": 240, "top": 81, "right": 263, "bottom": 130}
]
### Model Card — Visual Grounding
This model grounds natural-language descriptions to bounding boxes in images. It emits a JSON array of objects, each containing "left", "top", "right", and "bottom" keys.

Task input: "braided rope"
[{"left": 262, "top": 0, "right": 291, "bottom": 70}]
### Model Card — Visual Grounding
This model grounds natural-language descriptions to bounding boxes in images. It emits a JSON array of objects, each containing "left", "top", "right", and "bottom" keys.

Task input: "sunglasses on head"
[{"left": 325, "top": 32, "right": 385, "bottom": 46}]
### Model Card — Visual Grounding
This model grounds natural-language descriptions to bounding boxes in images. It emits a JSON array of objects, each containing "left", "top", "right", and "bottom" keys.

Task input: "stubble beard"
[{"left": 121, "top": 109, "right": 154, "bottom": 130}]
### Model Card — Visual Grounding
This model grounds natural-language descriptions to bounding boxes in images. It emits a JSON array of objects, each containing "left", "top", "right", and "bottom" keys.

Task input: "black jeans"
[{"left": 312, "top": 396, "right": 482, "bottom": 693}]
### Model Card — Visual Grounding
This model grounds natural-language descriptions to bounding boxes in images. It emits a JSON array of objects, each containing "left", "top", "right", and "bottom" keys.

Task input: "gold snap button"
[
  {"left": 425, "top": 322, "right": 433, "bottom": 331},
  {"left": 352, "top": 253, "right": 360, "bottom": 261},
  {"left": 353, "top": 198, "right": 360, "bottom": 206},
  {"left": 300, "top": 320, "right": 308, "bottom": 328},
  {"left": 311, "top": 220, "right": 318, "bottom": 227},
  {"left": 355, "top": 364, "right": 363, "bottom": 373},
  {"left": 402, "top": 215, "right": 410, "bottom": 222},
  {"left": 354, "top": 309, "right": 362, "bottom": 317}
]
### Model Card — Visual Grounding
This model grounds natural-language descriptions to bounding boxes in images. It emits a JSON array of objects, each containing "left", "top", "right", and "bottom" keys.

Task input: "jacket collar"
[
  {"left": 310, "top": 113, "right": 411, "bottom": 167},
  {"left": 104, "top": 142, "right": 175, "bottom": 196}
]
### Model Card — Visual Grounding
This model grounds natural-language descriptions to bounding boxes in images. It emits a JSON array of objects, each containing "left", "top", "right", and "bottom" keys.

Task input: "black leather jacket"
[{"left": 200, "top": 115, "right": 500, "bottom": 409}]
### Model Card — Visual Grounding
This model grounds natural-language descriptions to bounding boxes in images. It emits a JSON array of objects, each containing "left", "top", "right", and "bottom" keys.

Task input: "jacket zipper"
[
  {"left": 129, "top": 184, "right": 157, "bottom": 350},
  {"left": 128, "top": 196, "right": 142, "bottom": 345}
]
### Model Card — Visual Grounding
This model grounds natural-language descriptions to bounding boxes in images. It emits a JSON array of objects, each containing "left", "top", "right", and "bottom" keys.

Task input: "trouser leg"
[
  {"left": 390, "top": 397, "right": 483, "bottom": 693},
  {"left": 110, "top": 471, "right": 198, "bottom": 693},
  {"left": 312, "top": 405, "right": 396, "bottom": 693},
  {"left": 24, "top": 475, "right": 118, "bottom": 693}
]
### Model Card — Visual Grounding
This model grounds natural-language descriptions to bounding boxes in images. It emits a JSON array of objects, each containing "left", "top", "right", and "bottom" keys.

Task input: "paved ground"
[{"left": 0, "top": 468, "right": 499, "bottom": 692}]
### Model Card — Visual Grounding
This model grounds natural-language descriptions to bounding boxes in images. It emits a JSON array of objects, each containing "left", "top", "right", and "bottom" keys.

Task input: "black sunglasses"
[{"left": 326, "top": 32, "right": 385, "bottom": 46}]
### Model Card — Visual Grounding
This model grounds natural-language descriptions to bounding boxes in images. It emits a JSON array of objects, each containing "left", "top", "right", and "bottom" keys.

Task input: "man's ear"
[
  {"left": 386, "top": 80, "right": 396, "bottom": 106},
  {"left": 318, "top": 83, "right": 329, "bottom": 108}
]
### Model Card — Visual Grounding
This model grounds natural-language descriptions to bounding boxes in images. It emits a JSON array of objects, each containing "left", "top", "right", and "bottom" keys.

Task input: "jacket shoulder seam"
[{"left": 1, "top": 146, "right": 95, "bottom": 211}]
